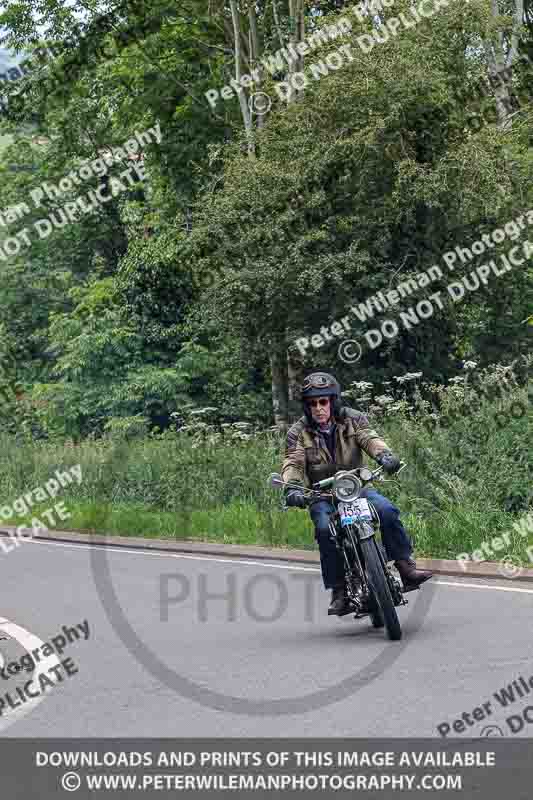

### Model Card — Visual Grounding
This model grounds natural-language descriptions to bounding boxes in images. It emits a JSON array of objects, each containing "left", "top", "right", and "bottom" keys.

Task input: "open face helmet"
[{"left": 301, "top": 372, "right": 341, "bottom": 424}]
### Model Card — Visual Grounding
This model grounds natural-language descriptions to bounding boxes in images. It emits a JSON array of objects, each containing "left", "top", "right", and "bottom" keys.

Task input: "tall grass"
[{"left": 0, "top": 363, "right": 531, "bottom": 562}]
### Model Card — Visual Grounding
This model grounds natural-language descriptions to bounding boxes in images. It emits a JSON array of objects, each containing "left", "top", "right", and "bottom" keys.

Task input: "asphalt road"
[{"left": 1, "top": 537, "right": 533, "bottom": 738}]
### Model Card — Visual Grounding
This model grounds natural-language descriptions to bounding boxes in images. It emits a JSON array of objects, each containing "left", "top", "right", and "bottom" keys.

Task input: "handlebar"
[
  {"left": 311, "top": 461, "right": 406, "bottom": 491},
  {"left": 279, "top": 462, "right": 407, "bottom": 510}
]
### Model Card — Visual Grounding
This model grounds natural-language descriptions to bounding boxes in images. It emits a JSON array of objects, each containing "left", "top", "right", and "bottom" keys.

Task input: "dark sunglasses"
[{"left": 309, "top": 398, "right": 330, "bottom": 408}]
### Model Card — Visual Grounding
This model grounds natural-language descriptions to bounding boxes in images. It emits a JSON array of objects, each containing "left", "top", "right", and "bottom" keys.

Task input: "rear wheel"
[{"left": 360, "top": 538, "right": 402, "bottom": 641}]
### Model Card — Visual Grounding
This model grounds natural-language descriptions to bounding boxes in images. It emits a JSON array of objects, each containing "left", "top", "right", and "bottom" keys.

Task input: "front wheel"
[
  {"left": 367, "top": 589, "right": 384, "bottom": 628},
  {"left": 360, "top": 538, "right": 402, "bottom": 641}
]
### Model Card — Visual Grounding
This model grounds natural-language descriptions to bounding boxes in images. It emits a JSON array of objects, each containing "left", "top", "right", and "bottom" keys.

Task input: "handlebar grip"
[{"left": 312, "top": 478, "right": 334, "bottom": 490}]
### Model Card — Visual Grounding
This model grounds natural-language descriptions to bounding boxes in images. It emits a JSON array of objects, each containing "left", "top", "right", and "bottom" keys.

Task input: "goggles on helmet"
[{"left": 301, "top": 373, "right": 337, "bottom": 392}]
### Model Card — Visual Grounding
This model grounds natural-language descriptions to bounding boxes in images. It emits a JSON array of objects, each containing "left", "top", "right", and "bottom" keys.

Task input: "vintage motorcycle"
[{"left": 270, "top": 463, "right": 410, "bottom": 640}]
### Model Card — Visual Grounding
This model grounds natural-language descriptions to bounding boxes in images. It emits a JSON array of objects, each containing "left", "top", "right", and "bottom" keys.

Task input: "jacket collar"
[{"left": 301, "top": 407, "right": 347, "bottom": 434}]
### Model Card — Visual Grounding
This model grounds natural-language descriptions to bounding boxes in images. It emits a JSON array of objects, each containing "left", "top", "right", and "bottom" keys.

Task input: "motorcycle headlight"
[
  {"left": 333, "top": 472, "right": 362, "bottom": 502},
  {"left": 357, "top": 467, "right": 373, "bottom": 482}
]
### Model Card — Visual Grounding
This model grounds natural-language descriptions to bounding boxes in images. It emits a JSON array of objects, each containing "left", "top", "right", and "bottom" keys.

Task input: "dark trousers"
[{"left": 309, "top": 489, "right": 413, "bottom": 590}]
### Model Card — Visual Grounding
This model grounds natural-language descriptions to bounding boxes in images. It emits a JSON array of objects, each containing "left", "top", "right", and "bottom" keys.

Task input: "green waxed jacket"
[{"left": 281, "top": 407, "right": 390, "bottom": 488}]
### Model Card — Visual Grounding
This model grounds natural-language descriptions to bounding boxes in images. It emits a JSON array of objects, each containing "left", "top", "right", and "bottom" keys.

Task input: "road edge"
[{"left": 1, "top": 525, "right": 533, "bottom": 582}]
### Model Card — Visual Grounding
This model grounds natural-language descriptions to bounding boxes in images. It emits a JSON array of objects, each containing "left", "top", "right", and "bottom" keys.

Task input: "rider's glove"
[
  {"left": 376, "top": 450, "right": 401, "bottom": 474},
  {"left": 285, "top": 489, "right": 308, "bottom": 509}
]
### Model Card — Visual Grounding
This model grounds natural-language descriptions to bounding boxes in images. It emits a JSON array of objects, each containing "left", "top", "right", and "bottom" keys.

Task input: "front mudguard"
[
  {"left": 357, "top": 525, "right": 405, "bottom": 607},
  {"left": 357, "top": 520, "right": 377, "bottom": 541}
]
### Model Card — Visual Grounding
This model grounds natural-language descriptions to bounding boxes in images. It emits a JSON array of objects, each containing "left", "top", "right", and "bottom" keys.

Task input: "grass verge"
[{"left": 5, "top": 499, "right": 533, "bottom": 567}]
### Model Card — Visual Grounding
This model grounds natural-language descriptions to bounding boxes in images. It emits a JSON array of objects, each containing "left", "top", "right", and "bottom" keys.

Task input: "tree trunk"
[
  {"left": 272, "top": 0, "right": 285, "bottom": 50},
  {"left": 248, "top": 4, "right": 264, "bottom": 129},
  {"left": 270, "top": 344, "right": 289, "bottom": 430},
  {"left": 484, "top": 0, "right": 525, "bottom": 128},
  {"left": 230, "top": 0, "right": 255, "bottom": 155},
  {"left": 287, "top": 346, "right": 305, "bottom": 423},
  {"left": 287, "top": 0, "right": 306, "bottom": 103}
]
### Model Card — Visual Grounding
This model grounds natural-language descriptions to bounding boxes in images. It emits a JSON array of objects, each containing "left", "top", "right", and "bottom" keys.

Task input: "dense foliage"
[
  {"left": 0, "top": 0, "right": 531, "bottom": 439},
  {"left": 0, "top": 364, "right": 531, "bottom": 558}
]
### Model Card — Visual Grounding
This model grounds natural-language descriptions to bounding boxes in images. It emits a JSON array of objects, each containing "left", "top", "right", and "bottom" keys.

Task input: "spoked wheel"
[{"left": 360, "top": 538, "right": 402, "bottom": 641}]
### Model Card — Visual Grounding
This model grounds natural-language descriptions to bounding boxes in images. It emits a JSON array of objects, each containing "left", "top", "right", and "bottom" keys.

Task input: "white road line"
[
  {"left": 0, "top": 618, "right": 61, "bottom": 732},
  {"left": 436, "top": 579, "right": 533, "bottom": 594},
  {"left": 19, "top": 538, "right": 533, "bottom": 593},
  {"left": 24, "top": 538, "right": 321, "bottom": 571}
]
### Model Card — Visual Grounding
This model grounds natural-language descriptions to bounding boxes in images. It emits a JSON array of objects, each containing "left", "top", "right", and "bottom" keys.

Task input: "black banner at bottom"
[{"left": 0, "top": 739, "right": 530, "bottom": 798}]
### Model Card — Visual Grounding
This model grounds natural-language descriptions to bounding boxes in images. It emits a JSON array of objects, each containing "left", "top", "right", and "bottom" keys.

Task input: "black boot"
[
  {"left": 328, "top": 583, "right": 352, "bottom": 616},
  {"left": 395, "top": 558, "right": 433, "bottom": 590}
]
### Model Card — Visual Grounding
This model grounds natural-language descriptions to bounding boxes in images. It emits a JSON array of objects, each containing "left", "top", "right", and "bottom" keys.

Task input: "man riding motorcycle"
[{"left": 281, "top": 371, "right": 432, "bottom": 616}]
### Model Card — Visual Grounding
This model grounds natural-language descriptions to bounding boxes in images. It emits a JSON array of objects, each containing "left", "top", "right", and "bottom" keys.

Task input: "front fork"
[
  {"left": 371, "top": 536, "right": 407, "bottom": 607},
  {"left": 332, "top": 517, "right": 406, "bottom": 609},
  {"left": 330, "top": 518, "right": 369, "bottom": 611}
]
